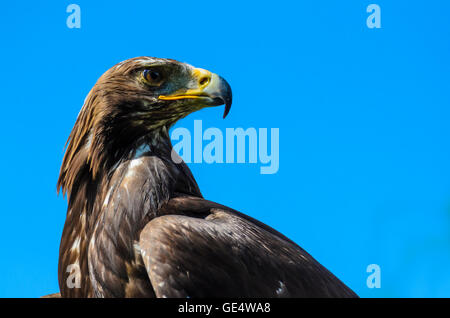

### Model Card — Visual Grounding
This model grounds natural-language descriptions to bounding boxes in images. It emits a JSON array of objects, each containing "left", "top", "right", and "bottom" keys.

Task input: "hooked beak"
[{"left": 158, "top": 68, "right": 232, "bottom": 118}]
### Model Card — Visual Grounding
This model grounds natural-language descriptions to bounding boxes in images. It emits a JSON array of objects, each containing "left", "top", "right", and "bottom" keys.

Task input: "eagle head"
[
  {"left": 58, "top": 57, "right": 232, "bottom": 195},
  {"left": 93, "top": 56, "right": 232, "bottom": 125}
]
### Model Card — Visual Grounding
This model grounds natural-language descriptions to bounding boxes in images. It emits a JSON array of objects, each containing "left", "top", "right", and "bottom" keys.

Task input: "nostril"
[{"left": 199, "top": 76, "right": 210, "bottom": 87}]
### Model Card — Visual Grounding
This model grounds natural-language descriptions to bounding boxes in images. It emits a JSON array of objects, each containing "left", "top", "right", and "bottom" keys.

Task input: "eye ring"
[{"left": 142, "top": 69, "right": 163, "bottom": 86}]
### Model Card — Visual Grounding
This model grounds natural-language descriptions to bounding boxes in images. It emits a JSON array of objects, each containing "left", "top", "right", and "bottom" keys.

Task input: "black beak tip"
[
  {"left": 220, "top": 77, "right": 232, "bottom": 119},
  {"left": 223, "top": 100, "right": 232, "bottom": 119}
]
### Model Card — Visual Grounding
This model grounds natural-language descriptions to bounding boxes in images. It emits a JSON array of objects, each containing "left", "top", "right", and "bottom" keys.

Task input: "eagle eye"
[{"left": 142, "top": 69, "right": 163, "bottom": 86}]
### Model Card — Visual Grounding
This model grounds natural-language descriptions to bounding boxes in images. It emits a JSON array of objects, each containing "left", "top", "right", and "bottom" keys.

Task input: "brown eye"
[{"left": 142, "top": 69, "right": 162, "bottom": 85}]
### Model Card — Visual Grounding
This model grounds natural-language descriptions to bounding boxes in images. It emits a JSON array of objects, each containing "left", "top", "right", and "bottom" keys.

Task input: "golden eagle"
[{"left": 55, "top": 57, "right": 357, "bottom": 298}]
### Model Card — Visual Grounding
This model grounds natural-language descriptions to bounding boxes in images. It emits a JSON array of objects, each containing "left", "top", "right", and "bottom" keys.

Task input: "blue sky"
[{"left": 0, "top": 1, "right": 449, "bottom": 297}]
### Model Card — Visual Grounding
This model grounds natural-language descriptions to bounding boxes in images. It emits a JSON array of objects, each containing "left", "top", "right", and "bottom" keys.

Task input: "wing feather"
[{"left": 139, "top": 196, "right": 357, "bottom": 298}]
